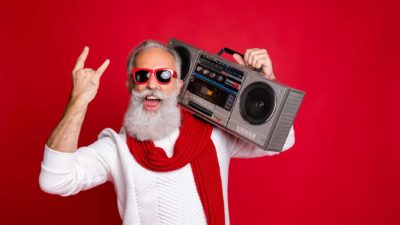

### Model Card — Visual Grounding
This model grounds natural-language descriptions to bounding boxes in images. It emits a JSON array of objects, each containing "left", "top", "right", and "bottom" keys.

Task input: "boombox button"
[{"left": 216, "top": 75, "right": 225, "bottom": 83}]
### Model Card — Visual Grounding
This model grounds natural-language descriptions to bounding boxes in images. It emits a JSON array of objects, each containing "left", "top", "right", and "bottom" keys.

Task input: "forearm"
[{"left": 46, "top": 98, "right": 88, "bottom": 153}]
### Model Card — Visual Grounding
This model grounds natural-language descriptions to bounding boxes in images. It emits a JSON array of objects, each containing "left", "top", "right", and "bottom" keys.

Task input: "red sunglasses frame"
[{"left": 131, "top": 68, "right": 177, "bottom": 84}]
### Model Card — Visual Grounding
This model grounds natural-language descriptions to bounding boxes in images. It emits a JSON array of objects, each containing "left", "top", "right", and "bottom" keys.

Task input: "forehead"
[{"left": 135, "top": 48, "right": 176, "bottom": 69}]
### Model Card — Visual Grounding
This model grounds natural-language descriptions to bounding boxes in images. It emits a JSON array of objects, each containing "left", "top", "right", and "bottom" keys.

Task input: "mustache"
[{"left": 132, "top": 88, "right": 167, "bottom": 101}]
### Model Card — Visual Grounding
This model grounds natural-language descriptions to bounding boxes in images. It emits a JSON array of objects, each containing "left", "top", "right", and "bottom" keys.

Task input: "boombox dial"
[
  {"left": 209, "top": 72, "right": 216, "bottom": 79},
  {"left": 216, "top": 75, "right": 225, "bottom": 83}
]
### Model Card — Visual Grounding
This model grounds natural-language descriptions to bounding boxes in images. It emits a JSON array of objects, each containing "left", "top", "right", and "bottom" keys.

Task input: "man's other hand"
[
  {"left": 233, "top": 48, "right": 276, "bottom": 80},
  {"left": 71, "top": 46, "right": 110, "bottom": 104}
]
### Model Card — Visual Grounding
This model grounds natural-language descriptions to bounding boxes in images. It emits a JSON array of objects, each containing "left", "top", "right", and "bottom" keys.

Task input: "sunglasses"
[{"left": 131, "top": 68, "right": 177, "bottom": 84}]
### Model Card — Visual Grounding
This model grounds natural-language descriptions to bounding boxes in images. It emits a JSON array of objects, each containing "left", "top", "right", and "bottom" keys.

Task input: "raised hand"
[
  {"left": 233, "top": 48, "right": 276, "bottom": 80},
  {"left": 71, "top": 46, "right": 110, "bottom": 104}
]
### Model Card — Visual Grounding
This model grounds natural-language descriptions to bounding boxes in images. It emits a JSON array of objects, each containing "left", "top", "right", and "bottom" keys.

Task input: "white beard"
[{"left": 123, "top": 88, "right": 181, "bottom": 141}]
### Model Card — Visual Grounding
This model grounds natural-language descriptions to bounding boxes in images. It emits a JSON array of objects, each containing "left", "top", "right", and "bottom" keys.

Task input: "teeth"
[{"left": 146, "top": 95, "right": 159, "bottom": 100}]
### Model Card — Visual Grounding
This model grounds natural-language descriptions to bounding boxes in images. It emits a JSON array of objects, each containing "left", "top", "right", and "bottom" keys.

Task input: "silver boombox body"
[{"left": 169, "top": 38, "right": 305, "bottom": 152}]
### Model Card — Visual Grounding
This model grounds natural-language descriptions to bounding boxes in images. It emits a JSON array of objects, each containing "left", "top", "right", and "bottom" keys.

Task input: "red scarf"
[{"left": 126, "top": 110, "right": 225, "bottom": 225}]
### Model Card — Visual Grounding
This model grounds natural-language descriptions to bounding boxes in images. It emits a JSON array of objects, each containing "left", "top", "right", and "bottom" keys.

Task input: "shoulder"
[
  {"left": 97, "top": 127, "right": 129, "bottom": 144},
  {"left": 98, "top": 128, "right": 125, "bottom": 140},
  {"left": 210, "top": 126, "right": 236, "bottom": 153},
  {"left": 211, "top": 126, "right": 232, "bottom": 143},
  {"left": 84, "top": 128, "right": 126, "bottom": 154},
  {"left": 78, "top": 128, "right": 129, "bottom": 166}
]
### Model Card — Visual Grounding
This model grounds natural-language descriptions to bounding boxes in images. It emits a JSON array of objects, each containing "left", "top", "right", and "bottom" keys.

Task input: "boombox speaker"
[{"left": 169, "top": 38, "right": 305, "bottom": 152}]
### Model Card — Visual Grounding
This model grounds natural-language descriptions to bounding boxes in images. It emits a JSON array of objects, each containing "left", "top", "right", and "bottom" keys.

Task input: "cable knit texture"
[
  {"left": 40, "top": 124, "right": 295, "bottom": 225},
  {"left": 127, "top": 111, "right": 224, "bottom": 225}
]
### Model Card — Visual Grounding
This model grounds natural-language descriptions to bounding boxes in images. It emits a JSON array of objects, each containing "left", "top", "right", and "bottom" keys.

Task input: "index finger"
[
  {"left": 232, "top": 53, "right": 245, "bottom": 65},
  {"left": 73, "top": 46, "right": 89, "bottom": 72},
  {"left": 95, "top": 59, "right": 110, "bottom": 77},
  {"left": 244, "top": 48, "right": 256, "bottom": 67}
]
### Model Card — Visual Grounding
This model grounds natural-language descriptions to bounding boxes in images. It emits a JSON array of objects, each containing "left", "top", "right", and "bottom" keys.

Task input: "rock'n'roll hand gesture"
[
  {"left": 71, "top": 46, "right": 110, "bottom": 104},
  {"left": 233, "top": 48, "right": 276, "bottom": 80},
  {"left": 47, "top": 47, "right": 110, "bottom": 152}
]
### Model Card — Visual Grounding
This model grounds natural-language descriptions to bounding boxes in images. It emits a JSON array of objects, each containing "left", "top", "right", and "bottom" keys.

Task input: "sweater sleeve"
[
  {"left": 39, "top": 132, "right": 117, "bottom": 196},
  {"left": 228, "top": 126, "right": 295, "bottom": 158}
]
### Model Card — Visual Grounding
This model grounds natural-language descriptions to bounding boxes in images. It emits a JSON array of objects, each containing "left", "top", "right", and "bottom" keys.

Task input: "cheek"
[
  {"left": 161, "top": 82, "right": 178, "bottom": 95},
  {"left": 133, "top": 84, "right": 146, "bottom": 92}
]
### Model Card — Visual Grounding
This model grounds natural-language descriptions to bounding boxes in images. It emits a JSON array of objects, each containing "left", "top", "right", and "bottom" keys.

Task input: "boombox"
[{"left": 169, "top": 38, "right": 305, "bottom": 152}]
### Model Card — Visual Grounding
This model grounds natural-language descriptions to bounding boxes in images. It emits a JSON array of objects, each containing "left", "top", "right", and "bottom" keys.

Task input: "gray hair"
[{"left": 126, "top": 40, "right": 182, "bottom": 79}]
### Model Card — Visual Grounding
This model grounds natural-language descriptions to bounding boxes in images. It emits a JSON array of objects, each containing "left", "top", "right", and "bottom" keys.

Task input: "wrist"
[
  {"left": 69, "top": 94, "right": 90, "bottom": 107},
  {"left": 65, "top": 97, "right": 89, "bottom": 117}
]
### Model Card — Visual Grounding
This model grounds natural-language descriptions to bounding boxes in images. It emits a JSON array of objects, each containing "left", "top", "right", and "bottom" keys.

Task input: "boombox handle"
[
  {"left": 217, "top": 47, "right": 262, "bottom": 72},
  {"left": 217, "top": 47, "right": 244, "bottom": 58}
]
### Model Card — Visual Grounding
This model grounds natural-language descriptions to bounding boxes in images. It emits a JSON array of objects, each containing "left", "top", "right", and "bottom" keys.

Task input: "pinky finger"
[{"left": 96, "top": 59, "right": 110, "bottom": 77}]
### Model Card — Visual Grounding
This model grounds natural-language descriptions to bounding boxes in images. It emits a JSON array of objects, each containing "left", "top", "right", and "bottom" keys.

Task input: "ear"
[
  {"left": 176, "top": 79, "right": 183, "bottom": 93},
  {"left": 126, "top": 79, "right": 133, "bottom": 94}
]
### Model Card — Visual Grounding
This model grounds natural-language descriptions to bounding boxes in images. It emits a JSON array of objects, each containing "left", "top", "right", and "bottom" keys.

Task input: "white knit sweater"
[{"left": 40, "top": 127, "right": 294, "bottom": 225}]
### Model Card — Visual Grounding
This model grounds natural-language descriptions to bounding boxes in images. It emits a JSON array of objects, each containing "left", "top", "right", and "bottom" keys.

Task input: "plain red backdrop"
[{"left": 1, "top": 0, "right": 399, "bottom": 224}]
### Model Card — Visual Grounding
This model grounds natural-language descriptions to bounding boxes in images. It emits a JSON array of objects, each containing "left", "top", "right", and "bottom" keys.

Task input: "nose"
[{"left": 146, "top": 72, "right": 159, "bottom": 90}]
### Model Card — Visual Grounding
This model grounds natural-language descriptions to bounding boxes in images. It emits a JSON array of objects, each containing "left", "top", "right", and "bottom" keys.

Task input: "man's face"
[
  {"left": 123, "top": 47, "right": 183, "bottom": 141},
  {"left": 127, "top": 48, "right": 183, "bottom": 111}
]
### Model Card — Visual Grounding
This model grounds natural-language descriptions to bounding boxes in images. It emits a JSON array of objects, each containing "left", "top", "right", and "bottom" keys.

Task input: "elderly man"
[{"left": 39, "top": 40, "right": 295, "bottom": 225}]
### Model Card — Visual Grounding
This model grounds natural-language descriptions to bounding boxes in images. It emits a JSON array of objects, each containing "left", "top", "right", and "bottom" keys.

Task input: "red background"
[{"left": 1, "top": 0, "right": 399, "bottom": 224}]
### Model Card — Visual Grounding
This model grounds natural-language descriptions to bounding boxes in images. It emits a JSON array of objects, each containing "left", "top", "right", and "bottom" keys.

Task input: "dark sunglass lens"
[
  {"left": 156, "top": 70, "right": 172, "bottom": 83},
  {"left": 135, "top": 70, "right": 150, "bottom": 82}
]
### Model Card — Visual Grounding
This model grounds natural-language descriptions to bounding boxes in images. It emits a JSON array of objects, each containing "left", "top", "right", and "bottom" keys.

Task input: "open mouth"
[{"left": 143, "top": 95, "right": 162, "bottom": 111}]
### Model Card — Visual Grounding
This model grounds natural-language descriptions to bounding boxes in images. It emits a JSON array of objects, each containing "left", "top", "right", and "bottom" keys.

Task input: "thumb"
[{"left": 232, "top": 53, "right": 245, "bottom": 65}]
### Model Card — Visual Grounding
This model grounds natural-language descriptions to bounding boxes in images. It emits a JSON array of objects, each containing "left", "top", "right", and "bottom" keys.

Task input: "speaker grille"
[
  {"left": 239, "top": 82, "right": 276, "bottom": 125},
  {"left": 268, "top": 89, "right": 304, "bottom": 151}
]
